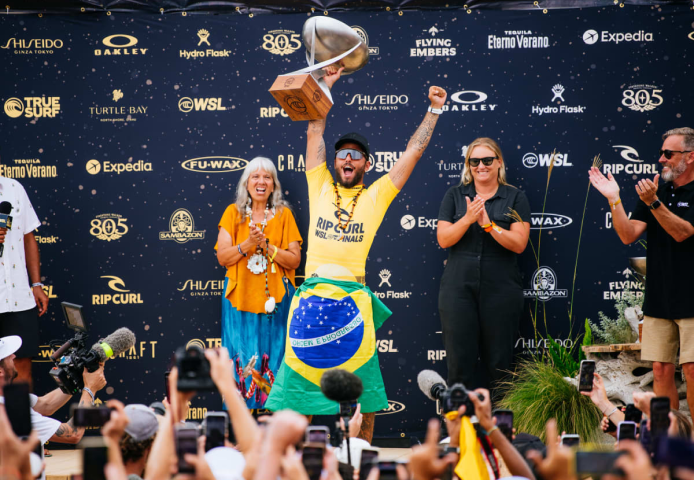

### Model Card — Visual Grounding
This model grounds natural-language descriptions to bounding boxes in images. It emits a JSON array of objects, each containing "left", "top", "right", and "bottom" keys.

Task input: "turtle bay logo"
[
  {"left": 262, "top": 29, "right": 302, "bottom": 56},
  {"left": 86, "top": 158, "right": 153, "bottom": 175},
  {"left": 159, "top": 209, "right": 205, "bottom": 244},
  {"left": 345, "top": 94, "right": 408, "bottom": 111},
  {"left": 373, "top": 269, "right": 412, "bottom": 300},
  {"left": 375, "top": 400, "right": 406, "bottom": 416},
  {"left": 366, "top": 151, "right": 403, "bottom": 173},
  {"left": 92, "top": 275, "right": 144, "bottom": 305},
  {"left": 178, "top": 279, "right": 223, "bottom": 297},
  {"left": 0, "top": 158, "right": 57, "bottom": 179},
  {"left": 602, "top": 145, "right": 658, "bottom": 175},
  {"left": 530, "top": 213, "right": 573, "bottom": 230},
  {"left": 94, "top": 35, "right": 147, "bottom": 56},
  {"left": 531, "top": 84, "right": 586, "bottom": 116},
  {"left": 410, "top": 26, "right": 456, "bottom": 57},
  {"left": 351, "top": 26, "right": 379, "bottom": 56},
  {"left": 487, "top": 30, "right": 550, "bottom": 49},
  {"left": 89, "top": 89, "right": 148, "bottom": 123},
  {"left": 621, "top": 84, "right": 663, "bottom": 112},
  {"left": 583, "top": 29, "right": 653, "bottom": 45},
  {"left": 179, "top": 29, "right": 231, "bottom": 59},
  {"left": 178, "top": 97, "right": 228, "bottom": 112},
  {"left": 524, "top": 266, "right": 568, "bottom": 302},
  {"left": 4, "top": 97, "right": 60, "bottom": 119},
  {"left": 444, "top": 90, "right": 497, "bottom": 112},
  {"left": 522, "top": 152, "right": 572, "bottom": 168},
  {"left": 181, "top": 156, "right": 248, "bottom": 173},
  {"left": 90, "top": 214, "right": 129, "bottom": 241},
  {"left": 1, "top": 38, "right": 63, "bottom": 54}
]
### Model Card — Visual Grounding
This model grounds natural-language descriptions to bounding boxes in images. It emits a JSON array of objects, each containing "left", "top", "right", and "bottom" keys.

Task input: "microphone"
[
  {"left": 0, "top": 201, "right": 13, "bottom": 258},
  {"left": 320, "top": 368, "right": 364, "bottom": 405},
  {"left": 417, "top": 369, "right": 447, "bottom": 401},
  {"left": 92, "top": 327, "right": 137, "bottom": 361}
]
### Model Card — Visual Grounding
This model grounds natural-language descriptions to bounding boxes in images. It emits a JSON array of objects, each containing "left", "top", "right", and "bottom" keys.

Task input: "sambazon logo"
[
  {"left": 530, "top": 213, "right": 573, "bottom": 230},
  {"left": 178, "top": 97, "right": 228, "bottom": 113},
  {"left": 373, "top": 269, "right": 412, "bottom": 300},
  {"left": 0, "top": 158, "right": 57, "bottom": 179},
  {"left": 1, "top": 38, "right": 63, "bottom": 54},
  {"left": 86, "top": 158, "right": 152, "bottom": 175},
  {"left": 345, "top": 94, "right": 408, "bottom": 111},
  {"left": 375, "top": 400, "right": 406, "bottom": 416},
  {"left": 400, "top": 215, "right": 437, "bottom": 230},
  {"left": 621, "top": 84, "right": 663, "bottom": 113},
  {"left": 582, "top": 29, "right": 653, "bottom": 45},
  {"left": 410, "top": 27, "right": 456, "bottom": 57},
  {"left": 351, "top": 26, "right": 379, "bottom": 56},
  {"left": 602, "top": 145, "right": 658, "bottom": 175},
  {"left": 181, "top": 156, "right": 248, "bottom": 173},
  {"left": 444, "top": 90, "right": 497, "bottom": 112},
  {"left": 531, "top": 84, "right": 586, "bottom": 116},
  {"left": 4, "top": 97, "right": 60, "bottom": 119},
  {"left": 522, "top": 152, "right": 572, "bottom": 169},
  {"left": 488, "top": 30, "right": 550, "bottom": 49},
  {"left": 366, "top": 151, "right": 404, "bottom": 173},
  {"left": 178, "top": 279, "right": 224, "bottom": 297},
  {"left": 92, "top": 275, "right": 144, "bottom": 305},
  {"left": 180, "top": 29, "right": 231, "bottom": 59},
  {"left": 524, "top": 266, "right": 568, "bottom": 302},
  {"left": 276, "top": 154, "right": 305, "bottom": 172},
  {"left": 159, "top": 209, "right": 206, "bottom": 244},
  {"left": 94, "top": 35, "right": 147, "bottom": 56}
]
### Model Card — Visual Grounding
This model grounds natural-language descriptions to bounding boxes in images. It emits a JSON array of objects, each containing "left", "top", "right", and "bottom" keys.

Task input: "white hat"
[
  {"left": 0, "top": 336, "right": 22, "bottom": 361},
  {"left": 204, "top": 446, "right": 246, "bottom": 480}
]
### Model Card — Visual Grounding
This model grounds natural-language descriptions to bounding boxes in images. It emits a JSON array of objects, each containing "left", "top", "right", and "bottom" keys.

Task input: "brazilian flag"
[{"left": 264, "top": 277, "right": 391, "bottom": 414}]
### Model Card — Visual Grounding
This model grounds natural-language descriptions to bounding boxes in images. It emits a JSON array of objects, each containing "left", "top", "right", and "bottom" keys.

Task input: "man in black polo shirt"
[{"left": 588, "top": 127, "right": 694, "bottom": 413}]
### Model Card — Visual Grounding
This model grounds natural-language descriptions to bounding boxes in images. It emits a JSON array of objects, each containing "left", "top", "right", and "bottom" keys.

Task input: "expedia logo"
[
  {"left": 0, "top": 158, "right": 57, "bottom": 179},
  {"left": 90, "top": 214, "right": 129, "bottom": 241},
  {"left": 351, "top": 25, "right": 379, "bottom": 55},
  {"left": 86, "top": 158, "right": 153, "bottom": 175},
  {"left": 530, "top": 213, "right": 573, "bottom": 230},
  {"left": 1, "top": 38, "right": 63, "bottom": 54},
  {"left": 583, "top": 29, "right": 653, "bottom": 45},
  {"left": 375, "top": 400, "right": 406, "bottom": 416},
  {"left": 261, "top": 30, "right": 302, "bottom": 56},
  {"left": 94, "top": 35, "right": 147, "bottom": 56},
  {"left": 92, "top": 275, "right": 144, "bottom": 305},
  {"left": 366, "top": 152, "right": 403, "bottom": 173},
  {"left": 400, "top": 215, "right": 437, "bottom": 230},
  {"left": 186, "top": 338, "right": 222, "bottom": 350},
  {"left": 178, "top": 97, "right": 227, "bottom": 112},
  {"left": 159, "top": 208, "right": 205, "bottom": 244},
  {"left": 181, "top": 156, "right": 248, "bottom": 173},
  {"left": 178, "top": 279, "right": 224, "bottom": 297},
  {"left": 4, "top": 97, "right": 60, "bottom": 119}
]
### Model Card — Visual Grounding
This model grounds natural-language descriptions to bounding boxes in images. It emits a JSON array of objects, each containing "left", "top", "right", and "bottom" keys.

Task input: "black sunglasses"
[
  {"left": 336, "top": 148, "right": 365, "bottom": 161},
  {"left": 659, "top": 149, "right": 692, "bottom": 160},
  {"left": 468, "top": 156, "right": 497, "bottom": 167}
]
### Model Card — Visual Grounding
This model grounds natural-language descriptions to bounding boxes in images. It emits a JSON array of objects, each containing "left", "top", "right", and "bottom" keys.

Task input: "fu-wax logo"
[{"left": 181, "top": 156, "right": 248, "bottom": 173}]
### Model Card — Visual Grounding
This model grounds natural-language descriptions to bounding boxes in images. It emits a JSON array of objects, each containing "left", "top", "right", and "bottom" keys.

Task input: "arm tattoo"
[
  {"left": 308, "top": 118, "right": 326, "bottom": 133},
  {"left": 317, "top": 138, "right": 326, "bottom": 164},
  {"left": 407, "top": 113, "right": 438, "bottom": 154},
  {"left": 56, "top": 399, "right": 86, "bottom": 439}
]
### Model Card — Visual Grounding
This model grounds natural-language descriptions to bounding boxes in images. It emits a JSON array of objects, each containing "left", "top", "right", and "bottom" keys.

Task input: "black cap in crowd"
[{"left": 334, "top": 132, "right": 370, "bottom": 160}]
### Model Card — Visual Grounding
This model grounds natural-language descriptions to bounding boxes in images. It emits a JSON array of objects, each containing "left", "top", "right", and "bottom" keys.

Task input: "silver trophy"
[{"left": 269, "top": 16, "right": 369, "bottom": 121}]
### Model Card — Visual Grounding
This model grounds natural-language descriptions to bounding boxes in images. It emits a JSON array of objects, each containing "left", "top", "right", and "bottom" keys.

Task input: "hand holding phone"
[
  {"left": 617, "top": 421, "right": 637, "bottom": 442},
  {"left": 578, "top": 360, "right": 596, "bottom": 392},
  {"left": 301, "top": 444, "right": 325, "bottom": 480},
  {"left": 649, "top": 396, "right": 671, "bottom": 446},
  {"left": 305, "top": 426, "right": 330, "bottom": 445},
  {"left": 72, "top": 405, "right": 113, "bottom": 428},
  {"left": 359, "top": 448, "right": 379, "bottom": 480},
  {"left": 204, "top": 412, "right": 228, "bottom": 452},
  {"left": 81, "top": 437, "right": 109, "bottom": 480},
  {"left": 3, "top": 382, "right": 32, "bottom": 437},
  {"left": 175, "top": 425, "right": 199, "bottom": 474},
  {"left": 560, "top": 433, "right": 580, "bottom": 448},
  {"left": 492, "top": 409, "right": 513, "bottom": 441}
]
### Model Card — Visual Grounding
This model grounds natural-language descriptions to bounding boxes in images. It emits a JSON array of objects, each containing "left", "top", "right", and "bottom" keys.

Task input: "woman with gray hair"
[{"left": 215, "top": 157, "right": 302, "bottom": 409}]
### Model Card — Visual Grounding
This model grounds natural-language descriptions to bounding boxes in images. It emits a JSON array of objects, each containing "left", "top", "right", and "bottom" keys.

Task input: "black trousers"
[{"left": 438, "top": 256, "right": 524, "bottom": 393}]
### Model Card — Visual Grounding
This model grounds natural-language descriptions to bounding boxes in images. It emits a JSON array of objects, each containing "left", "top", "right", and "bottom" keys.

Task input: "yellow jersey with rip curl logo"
[{"left": 305, "top": 162, "right": 399, "bottom": 283}]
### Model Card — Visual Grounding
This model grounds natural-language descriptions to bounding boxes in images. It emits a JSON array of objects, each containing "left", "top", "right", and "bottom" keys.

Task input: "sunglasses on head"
[
  {"left": 659, "top": 149, "right": 692, "bottom": 160},
  {"left": 336, "top": 148, "right": 365, "bottom": 161},
  {"left": 468, "top": 156, "right": 497, "bottom": 167}
]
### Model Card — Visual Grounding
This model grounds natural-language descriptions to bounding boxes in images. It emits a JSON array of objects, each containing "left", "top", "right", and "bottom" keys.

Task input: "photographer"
[{"left": 0, "top": 335, "right": 106, "bottom": 444}]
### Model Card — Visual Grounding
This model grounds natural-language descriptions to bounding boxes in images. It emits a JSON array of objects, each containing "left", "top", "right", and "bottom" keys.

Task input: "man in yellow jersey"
[{"left": 265, "top": 66, "right": 446, "bottom": 441}]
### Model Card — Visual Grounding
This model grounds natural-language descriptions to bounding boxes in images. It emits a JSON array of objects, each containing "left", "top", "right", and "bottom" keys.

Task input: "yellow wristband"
[
  {"left": 610, "top": 198, "right": 621, "bottom": 210},
  {"left": 270, "top": 245, "right": 278, "bottom": 261},
  {"left": 491, "top": 222, "right": 503, "bottom": 234}
]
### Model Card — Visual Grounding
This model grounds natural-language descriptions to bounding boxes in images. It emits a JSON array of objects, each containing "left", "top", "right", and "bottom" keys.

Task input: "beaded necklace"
[
  {"left": 333, "top": 182, "right": 364, "bottom": 240},
  {"left": 245, "top": 203, "right": 277, "bottom": 314}
]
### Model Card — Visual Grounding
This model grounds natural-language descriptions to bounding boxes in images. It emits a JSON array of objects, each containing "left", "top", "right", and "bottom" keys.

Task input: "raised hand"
[
  {"left": 323, "top": 65, "right": 344, "bottom": 90},
  {"left": 588, "top": 166, "right": 620, "bottom": 202},
  {"left": 635, "top": 174, "right": 660, "bottom": 206},
  {"left": 463, "top": 196, "right": 485, "bottom": 226},
  {"left": 429, "top": 86, "right": 447, "bottom": 109}
]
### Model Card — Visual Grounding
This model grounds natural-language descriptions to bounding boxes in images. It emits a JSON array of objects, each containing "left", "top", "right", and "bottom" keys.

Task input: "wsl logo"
[
  {"left": 524, "top": 267, "right": 568, "bottom": 302},
  {"left": 92, "top": 276, "right": 144, "bottom": 305},
  {"left": 178, "top": 97, "right": 228, "bottom": 112},
  {"left": 159, "top": 209, "right": 205, "bottom": 244},
  {"left": 181, "top": 156, "right": 248, "bottom": 173},
  {"left": 522, "top": 152, "right": 572, "bottom": 169}
]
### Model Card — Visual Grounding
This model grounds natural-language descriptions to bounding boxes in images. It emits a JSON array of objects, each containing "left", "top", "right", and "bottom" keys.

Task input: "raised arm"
[
  {"left": 388, "top": 86, "right": 446, "bottom": 190},
  {"left": 635, "top": 174, "right": 694, "bottom": 242},
  {"left": 306, "top": 66, "right": 344, "bottom": 171}
]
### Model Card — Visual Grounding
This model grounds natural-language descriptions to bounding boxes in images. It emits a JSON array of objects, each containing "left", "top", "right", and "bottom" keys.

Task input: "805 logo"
[
  {"left": 90, "top": 214, "right": 129, "bottom": 241},
  {"left": 621, "top": 84, "right": 663, "bottom": 112},
  {"left": 262, "top": 30, "right": 302, "bottom": 56}
]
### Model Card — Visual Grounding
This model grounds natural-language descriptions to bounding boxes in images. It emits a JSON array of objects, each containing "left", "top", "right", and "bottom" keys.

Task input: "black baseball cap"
[{"left": 335, "top": 132, "right": 370, "bottom": 160}]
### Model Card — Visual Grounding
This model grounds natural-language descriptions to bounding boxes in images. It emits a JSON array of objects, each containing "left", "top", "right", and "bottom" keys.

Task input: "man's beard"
[
  {"left": 662, "top": 159, "right": 687, "bottom": 182},
  {"left": 0, "top": 365, "right": 18, "bottom": 383},
  {"left": 337, "top": 166, "right": 366, "bottom": 188}
]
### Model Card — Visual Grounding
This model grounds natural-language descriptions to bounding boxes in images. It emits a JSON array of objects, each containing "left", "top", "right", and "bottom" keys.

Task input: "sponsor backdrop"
[{"left": 1, "top": 5, "right": 693, "bottom": 443}]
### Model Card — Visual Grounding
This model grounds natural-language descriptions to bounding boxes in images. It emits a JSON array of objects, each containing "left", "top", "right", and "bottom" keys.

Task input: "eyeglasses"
[
  {"left": 336, "top": 148, "right": 365, "bottom": 161},
  {"left": 659, "top": 149, "right": 692, "bottom": 160},
  {"left": 468, "top": 156, "right": 498, "bottom": 167}
]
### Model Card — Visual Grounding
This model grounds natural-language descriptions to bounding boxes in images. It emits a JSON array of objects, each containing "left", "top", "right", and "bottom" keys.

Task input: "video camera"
[
  {"left": 417, "top": 370, "right": 481, "bottom": 416},
  {"left": 49, "top": 302, "right": 136, "bottom": 395}
]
